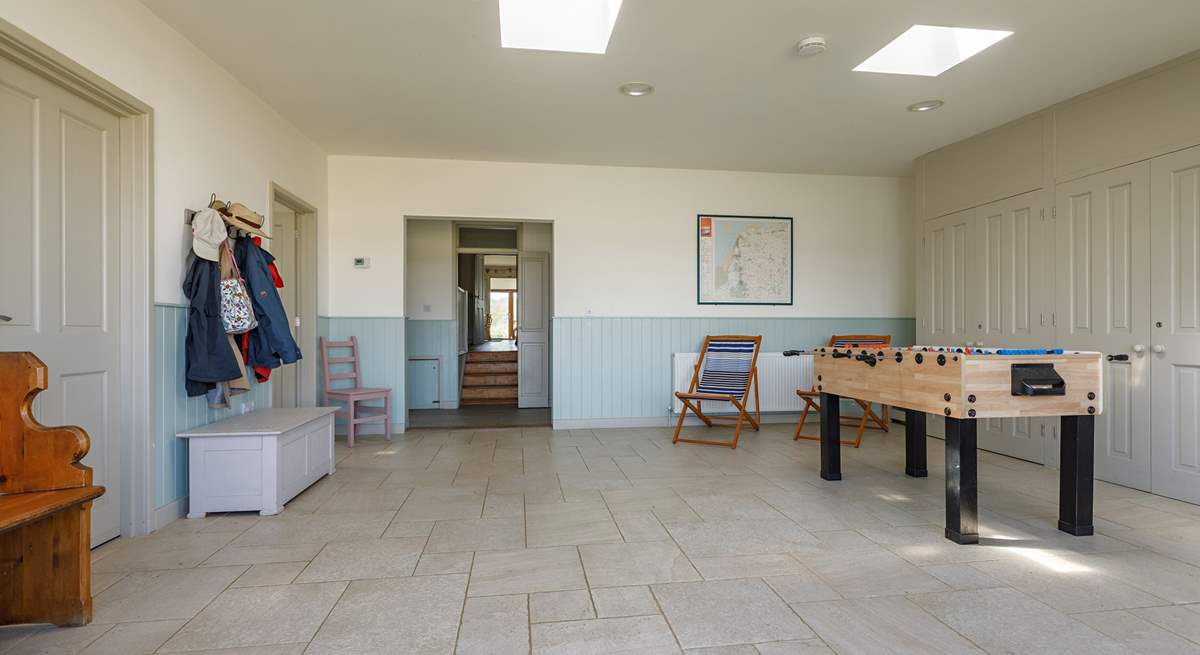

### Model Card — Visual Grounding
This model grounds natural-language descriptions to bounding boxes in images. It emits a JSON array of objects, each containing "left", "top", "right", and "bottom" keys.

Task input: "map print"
[{"left": 698, "top": 215, "right": 792, "bottom": 304}]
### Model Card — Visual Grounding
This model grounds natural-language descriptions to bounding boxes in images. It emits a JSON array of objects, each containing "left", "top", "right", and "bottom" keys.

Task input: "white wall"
[
  {"left": 329, "top": 157, "right": 913, "bottom": 318},
  {"left": 405, "top": 219, "right": 454, "bottom": 319},
  {"left": 0, "top": 0, "right": 328, "bottom": 305}
]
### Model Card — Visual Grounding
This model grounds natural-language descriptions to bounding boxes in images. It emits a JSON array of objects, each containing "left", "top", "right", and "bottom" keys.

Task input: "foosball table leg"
[
  {"left": 1058, "top": 415, "right": 1096, "bottom": 536},
  {"left": 904, "top": 409, "right": 928, "bottom": 478},
  {"left": 944, "top": 417, "right": 979, "bottom": 544},
  {"left": 818, "top": 392, "right": 841, "bottom": 481}
]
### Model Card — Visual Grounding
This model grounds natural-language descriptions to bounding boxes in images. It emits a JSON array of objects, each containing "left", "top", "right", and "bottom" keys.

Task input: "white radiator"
[{"left": 672, "top": 352, "right": 813, "bottom": 414}]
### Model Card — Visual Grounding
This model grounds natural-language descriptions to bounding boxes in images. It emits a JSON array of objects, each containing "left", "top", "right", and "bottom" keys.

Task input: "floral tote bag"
[{"left": 219, "top": 239, "right": 258, "bottom": 334}]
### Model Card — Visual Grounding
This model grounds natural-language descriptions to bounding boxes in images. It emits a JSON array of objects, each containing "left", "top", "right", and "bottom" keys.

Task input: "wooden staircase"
[{"left": 461, "top": 351, "right": 518, "bottom": 405}]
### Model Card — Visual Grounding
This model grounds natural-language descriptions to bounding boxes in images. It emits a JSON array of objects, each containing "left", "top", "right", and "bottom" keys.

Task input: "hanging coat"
[
  {"left": 183, "top": 254, "right": 241, "bottom": 397},
  {"left": 235, "top": 237, "right": 301, "bottom": 369}
]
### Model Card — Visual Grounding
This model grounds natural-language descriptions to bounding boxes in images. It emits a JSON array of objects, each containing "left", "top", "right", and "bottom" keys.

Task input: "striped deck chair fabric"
[
  {"left": 695, "top": 339, "right": 757, "bottom": 396},
  {"left": 673, "top": 335, "right": 762, "bottom": 449}
]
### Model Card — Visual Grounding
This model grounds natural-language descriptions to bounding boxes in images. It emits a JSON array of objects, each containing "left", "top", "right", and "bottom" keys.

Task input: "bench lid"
[{"left": 177, "top": 407, "right": 338, "bottom": 438}]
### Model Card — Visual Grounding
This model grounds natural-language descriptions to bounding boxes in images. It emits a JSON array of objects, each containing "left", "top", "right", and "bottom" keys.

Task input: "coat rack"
[{"left": 184, "top": 194, "right": 267, "bottom": 239}]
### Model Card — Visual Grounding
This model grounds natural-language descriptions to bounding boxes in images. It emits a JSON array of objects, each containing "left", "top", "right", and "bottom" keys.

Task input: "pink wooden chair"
[{"left": 320, "top": 336, "right": 391, "bottom": 447}]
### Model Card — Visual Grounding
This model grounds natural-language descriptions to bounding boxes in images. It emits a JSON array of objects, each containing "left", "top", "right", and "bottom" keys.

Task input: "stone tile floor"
[{"left": 4, "top": 422, "right": 1200, "bottom": 654}]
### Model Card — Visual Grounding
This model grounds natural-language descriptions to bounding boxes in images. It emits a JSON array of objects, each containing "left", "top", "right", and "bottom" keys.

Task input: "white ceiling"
[{"left": 142, "top": 0, "right": 1200, "bottom": 176}]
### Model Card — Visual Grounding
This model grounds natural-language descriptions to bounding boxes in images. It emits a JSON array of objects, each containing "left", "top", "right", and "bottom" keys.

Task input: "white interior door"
[
  {"left": 270, "top": 202, "right": 298, "bottom": 408},
  {"left": 0, "top": 57, "right": 123, "bottom": 544},
  {"left": 1150, "top": 144, "right": 1200, "bottom": 504},
  {"left": 922, "top": 209, "right": 972, "bottom": 348},
  {"left": 972, "top": 190, "right": 1050, "bottom": 463},
  {"left": 517, "top": 251, "right": 549, "bottom": 408},
  {"left": 1056, "top": 161, "right": 1152, "bottom": 491}
]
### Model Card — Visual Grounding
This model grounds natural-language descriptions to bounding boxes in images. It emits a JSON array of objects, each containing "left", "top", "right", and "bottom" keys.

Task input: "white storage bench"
[{"left": 177, "top": 407, "right": 338, "bottom": 518}]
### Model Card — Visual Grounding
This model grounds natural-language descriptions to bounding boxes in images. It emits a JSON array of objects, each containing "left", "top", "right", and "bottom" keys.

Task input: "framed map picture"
[{"left": 696, "top": 214, "right": 793, "bottom": 305}]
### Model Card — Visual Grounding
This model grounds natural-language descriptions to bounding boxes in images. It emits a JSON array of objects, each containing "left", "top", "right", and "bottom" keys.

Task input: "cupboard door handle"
[
  {"left": 1132, "top": 344, "right": 1146, "bottom": 353},
  {"left": 0, "top": 315, "right": 11, "bottom": 322},
  {"left": 1152, "top": 345, "right": 1166, "bottom": 354}
]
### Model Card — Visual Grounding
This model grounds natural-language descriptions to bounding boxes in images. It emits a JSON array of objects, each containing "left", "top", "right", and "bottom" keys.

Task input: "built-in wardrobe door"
[
  {"left": 1055, "top": 161, "right": 1152, "bottom": 491},
  {"left": 921, "top": 209, "right": 972, "bottom": 348},
  {"left": 1149, "top": 144, "right": 1200, "bottom": 504},
  {"left": 972, "top": 190, "right": 1051, "bottom": 463}
]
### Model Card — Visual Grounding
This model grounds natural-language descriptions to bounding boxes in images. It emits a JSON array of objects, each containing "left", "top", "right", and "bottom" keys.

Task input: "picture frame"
[{"left": 696, "top": 214, "right": 793, "bottom": 305}]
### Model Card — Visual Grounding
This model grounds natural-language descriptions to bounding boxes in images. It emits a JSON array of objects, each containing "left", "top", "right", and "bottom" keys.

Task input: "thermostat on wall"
[{"left": 353, "top": 257, "right": 371, "bottom": 269}]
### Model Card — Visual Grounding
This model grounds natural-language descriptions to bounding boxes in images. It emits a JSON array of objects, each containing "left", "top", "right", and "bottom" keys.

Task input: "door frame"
[
  {"left": 269, "top": 182, "right": 319, "bottom": 408},
  {"left": 1, "top": 19, "right": 156, "bottom": 536}
]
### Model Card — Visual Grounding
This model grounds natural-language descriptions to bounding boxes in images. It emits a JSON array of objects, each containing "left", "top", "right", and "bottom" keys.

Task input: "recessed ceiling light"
[
  {"left": 619, "top": 82, "right": 654, "bottom": 97},
  {"left": 795, "top": 35, "right": 828, "bottom": 57},
  {"left": 908, "top": 99, "right": 945, "bottom": 112},
  {"left": 499, "top": 0, "right": 623, "bottom": 54},
  {"left": 854, "top": 25, "right": 1012, "bottom": 76}
]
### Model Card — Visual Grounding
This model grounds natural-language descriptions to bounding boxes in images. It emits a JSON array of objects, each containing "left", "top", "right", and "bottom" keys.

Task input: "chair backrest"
[
  {"left": 828, "top": 334, "right": 891, "bottom": 349},
  {"left": 320, "top": 336, "right": 362, "bottom": 390},
  {"left": 692, "top": 335, "right": 762, "bottom": 399}
]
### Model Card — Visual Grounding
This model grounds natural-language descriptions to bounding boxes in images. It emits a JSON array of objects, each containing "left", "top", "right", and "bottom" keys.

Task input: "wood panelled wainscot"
[{"left": 0, "top": 353, "right": 105, "bottom": 626}]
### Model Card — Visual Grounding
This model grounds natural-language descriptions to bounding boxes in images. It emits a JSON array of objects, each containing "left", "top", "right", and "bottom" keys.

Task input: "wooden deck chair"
[
  {"left": 672, "top": 335, "right": 762, "bottom": 449},
  {"left": 794, "top": 334, "right": 891, "bottom": 448}
]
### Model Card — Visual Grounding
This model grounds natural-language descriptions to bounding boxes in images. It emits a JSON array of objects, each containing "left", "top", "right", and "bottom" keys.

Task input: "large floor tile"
[
  {"left": 294, "top": 537, "right": 426, "bottom": 582},
  {"left": 664, "top": 519, "right": 818, "bottom": 557},
  {"left": 159, "top": 581, "right": 347, "bottom": 652},
  {"left": 795, "top": 546, "right": 947, "bottom": 598},
  {"left": 531, "top": 615, "right": 681, "bottom": 654},
  {"left": 911, "top": 587, "right": 1127, "bottom": 654},
  {"left": 77, "top": 619, "right": 185, "bottom": 655},
  {"left": 653, "top": 578, "right": 814, "bottom": 650},
  {"left": 202, "top": 543, "right": 323, "bottom": 567},
  {"left": 1075, "top": 609, "right": 1200, "bottom": 655},
  {"left": 456, "top": 594, "right": 530, "bottom": 655},
  {"left": 690, "top": 553, "right": 806, "bottom": 580},
  {"left": 580, "top": 541, "right": 701, "bottom": 587},
  {"left": 92, "top": 566, "right": 247, "bottom": 623},
  {"left": 679, "top": 493, "right": 787, "bottom": 521},
  {"left": 306, "top": 575, "right": 466, "bottom": 655},
  {"left": 526, "top": 500, "right": 622, "bottom": 547},
  {"left": 469, "top": 546, "right": 587, "bottom": 596},
  {"left": 426, "top": 517, "right": 524, "bottom": 552},
  {"left": 793, "top": 596, "right": 984, "bottom": 654},
  {"left": 613, "top": 510, "right": 671, "bottom": 542},
  {"left": 312, "top": 485, "right": 412, "bottom": 513},
  {"left": 393, "top": 487, "right": 486, "bottom": 521},
  {"left": 602, "top": 488, "right": 702, "bottom": 522},
  {"left": 970, "top": 556, "right": 1168, "bottom": 613},
  {"left": 531, "top": 589, "right": 596, "bottom": 622},
  {"left": 91, "top": 532, "right": 237, "bottom": 572},
  {"left": 591, "top": 585, "right": 661, "bottom": 618},
  {"left": 231, "top": 512, "right": 395, "bottom": 546}
]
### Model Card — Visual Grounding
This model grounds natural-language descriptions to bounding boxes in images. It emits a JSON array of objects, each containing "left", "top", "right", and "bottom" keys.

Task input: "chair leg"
[
  {"left": 730, "top": 409, "right": 745, "bottom": 450},
  {"left": 346, "top": 400, "right": 356, "bottom": 448},
  {"left": 383, "top": 395, "right": 392, "bottom": 440},
  {"left": 854, "top": 411, "right": 867, "bottom": 448},
  {"left": 794, "top": 396, "right": 817, "bottom": 440},
  {"left": 672, "top": 397, "right": 689, "bottom": 444}
]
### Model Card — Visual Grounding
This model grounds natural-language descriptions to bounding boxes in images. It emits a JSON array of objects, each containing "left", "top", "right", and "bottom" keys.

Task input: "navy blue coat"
[
  {"left": 183, "top": 256, "right": 241, "bottom": 397},
  {"left": 235, "top": 238, "right": 301, "bottom": 369}
]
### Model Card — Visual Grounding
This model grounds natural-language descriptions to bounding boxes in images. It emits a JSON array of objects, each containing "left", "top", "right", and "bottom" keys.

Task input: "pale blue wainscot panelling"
[
  {"left": 154, "top": 304, "right": 272, "bottom": 509},
  {"left": 317, "top": 316, "right": 406, "bottom": 432},
  {"left": 405, "top": 319, "right": 461, "bottom": 408},
  {"left": 551, "top": 316, "right": 915, "bottom": 426}
]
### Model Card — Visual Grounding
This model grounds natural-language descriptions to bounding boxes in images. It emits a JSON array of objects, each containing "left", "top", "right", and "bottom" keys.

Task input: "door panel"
[
  {"left": 0, "top": 58, "right": 122, "bottom": 545},
  {"left": 1150, "top": 144, "right": 1200, "bottom": 503},
  {"left": 517, "top": 252, "right": 549, "bottom": 408},
  {"left": 270, "top": 203, "right": 298, "bottom": 408},
  {"left": 1056, "top": 161, "right": 1151, "bottom": 491},
  {"left": 973, "top": 191, "right": 1049, "bottom": 463},
  {"left": 923, "top": 210, "right": 971, "bottom": 347}
]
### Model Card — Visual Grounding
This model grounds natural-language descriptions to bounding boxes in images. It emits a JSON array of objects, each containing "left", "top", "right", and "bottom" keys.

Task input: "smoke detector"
[{"left": 796, "top": 35, "right": 828, "bottom": 57}]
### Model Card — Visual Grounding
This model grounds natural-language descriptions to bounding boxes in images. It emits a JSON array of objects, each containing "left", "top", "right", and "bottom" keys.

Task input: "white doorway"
[
  {"left": 0, "top": 22, "right": 153, "bottom": 544},
  {"left": 268, "top": 184, "right": 319, "bottom": 409}
]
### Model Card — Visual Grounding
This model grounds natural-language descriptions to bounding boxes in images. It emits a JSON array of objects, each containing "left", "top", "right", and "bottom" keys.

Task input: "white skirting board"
[{"left": 152, "top": 497, "right": 187, "bottom": 531}]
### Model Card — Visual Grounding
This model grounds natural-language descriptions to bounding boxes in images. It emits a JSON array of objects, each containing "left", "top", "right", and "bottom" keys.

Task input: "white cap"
[{"left": 192, "top": 208, "right": 228, "bottom": 262}]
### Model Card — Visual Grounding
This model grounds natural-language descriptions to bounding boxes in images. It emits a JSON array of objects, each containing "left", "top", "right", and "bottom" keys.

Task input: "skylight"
[
  {"left": 854, "top": 25, "right": 1012, "bottom": 76},
  {"left": 499, "top": 0, "right": 624, "bottom": 54}
]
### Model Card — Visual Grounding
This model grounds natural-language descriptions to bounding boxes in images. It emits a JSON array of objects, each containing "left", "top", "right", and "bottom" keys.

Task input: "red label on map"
[{"left": 699, "top": 217, "right": 712, "bottom": 237}]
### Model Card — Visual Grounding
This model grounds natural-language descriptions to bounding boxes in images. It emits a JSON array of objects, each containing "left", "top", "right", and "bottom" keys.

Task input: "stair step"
[
  {"left": 460, "top": 398, "right": 518, "bottom": 406},
  {"left": 461, "top": 385, "right": 518, "bottom": 400},
  {"left": 463, "top": 373, "right": 517, "bottom": 387},
  {"left": 467, "top": 351, "right": 518, "bottom": 363},
  {"left": 464, "top": 362, "right": 518, "bottom": 374}
]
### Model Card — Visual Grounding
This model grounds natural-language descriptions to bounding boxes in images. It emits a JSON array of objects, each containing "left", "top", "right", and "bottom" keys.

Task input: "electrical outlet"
[
  {"left": 423, "top": 304, "right": 432, "bottom": 313},
  {"left": 353, "top": 257, "right": 370, "bottom": 269}
]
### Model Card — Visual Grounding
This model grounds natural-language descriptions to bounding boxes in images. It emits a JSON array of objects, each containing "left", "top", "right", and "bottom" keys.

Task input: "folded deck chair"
[
  {"left": 673, "top": 335, "right": 762, "bottom": 449},
  {"left": 794, "top": 334, "right": 891, "bottom": 448}
]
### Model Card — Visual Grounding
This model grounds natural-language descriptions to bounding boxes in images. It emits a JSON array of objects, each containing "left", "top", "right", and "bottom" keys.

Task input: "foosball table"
[{"left": 812, "top": 346, "right": 1104, "bottom": 544}]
